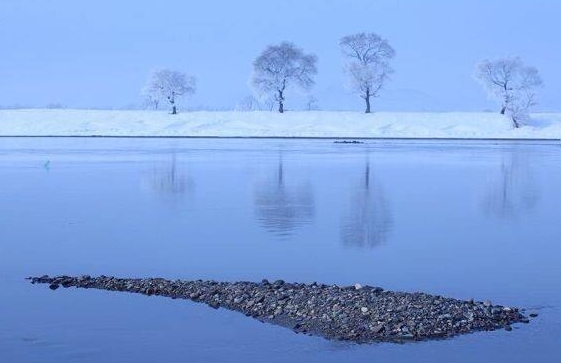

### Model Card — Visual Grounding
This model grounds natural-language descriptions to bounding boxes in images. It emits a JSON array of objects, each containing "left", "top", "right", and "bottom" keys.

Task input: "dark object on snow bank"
[
  {"left": 334, "top": 140, "right": 364, "bottom": 144},
  {"left": 28, "top": 275, "right": 529, "bottom": 343}
]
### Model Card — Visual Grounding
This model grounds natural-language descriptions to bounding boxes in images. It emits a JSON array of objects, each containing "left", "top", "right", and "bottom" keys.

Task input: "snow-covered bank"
[{"left": 1, "top": 109, "right": 561, "bottom": 139}]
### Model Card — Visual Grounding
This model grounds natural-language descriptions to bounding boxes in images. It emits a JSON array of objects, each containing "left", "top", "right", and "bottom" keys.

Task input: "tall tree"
[
  {"left": 252, "top": 42, "right": 317, "bottom": 113},
  {"left": 143, "top": 69, "right": 196, "bottom": 114},
  {"left": 475, "top": 57, "right": 542, "bottom": 127},
  {"left": 340, "top": 33, "right": 395, "bottom": 113}
]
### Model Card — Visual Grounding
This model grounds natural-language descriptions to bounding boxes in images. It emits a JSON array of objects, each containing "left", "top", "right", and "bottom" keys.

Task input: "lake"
[{"left": 0, "top": 138, "right": 559, "bottom": 363}]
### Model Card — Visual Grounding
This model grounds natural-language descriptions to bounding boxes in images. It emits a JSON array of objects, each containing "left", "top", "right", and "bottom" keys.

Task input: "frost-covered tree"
[
  {"left": 475, "top": 57, "right": 542, "bottom": 127},
  {"left": 305, "top": 95, "right": 319, "bottom": 111},
  {"left": 141, "top": 89, "right": 160, "bottom": 110},
  {"left": 143, "top": 69, "right": 196, "bottom": 114},
  {"left": 251, "top": 42, "right": 317, "bottom": 113},
  {"left": 340, "top": 33, "right": 395, "bottom": 113}
]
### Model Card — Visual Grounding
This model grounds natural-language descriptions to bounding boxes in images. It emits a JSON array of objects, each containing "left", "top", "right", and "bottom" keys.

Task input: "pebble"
[{"left": 48, "top": 283, "right": 59, "bottom": 290}]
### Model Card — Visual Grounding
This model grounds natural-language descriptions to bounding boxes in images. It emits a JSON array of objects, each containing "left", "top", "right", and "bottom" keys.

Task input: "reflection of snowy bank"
[{"left": 2, "top": 109, "right": 561, "bottom": 139}]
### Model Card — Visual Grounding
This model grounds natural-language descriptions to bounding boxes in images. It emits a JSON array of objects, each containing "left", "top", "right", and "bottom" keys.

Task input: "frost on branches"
[
  {"left": 475, "top": 57, "right": 542, "bottom": 128},
  {"left": 251, "top": 42, "right": 317, "bottom": 113},
  {"left": 340, "top": 33, "right": 395, "bottom": 113},
  {"left": 143, "top": 69, "right": 196, "bottom": 114}
]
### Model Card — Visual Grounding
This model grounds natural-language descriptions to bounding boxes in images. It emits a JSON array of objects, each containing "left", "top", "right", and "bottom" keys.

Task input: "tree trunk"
[
  {"left": 278, "top": 90, "right": 284, "bottom": 113},
  {"left": 500, "top": 106, "right": 506, "bottom": 115},
  {"left": 170, "top": 92, "right": 177, "bottom": 115},
  {"left": 364, "top": 88, "right": 371, "bottom": 114},
  {"left": 512, "top": 117, "right": 520, "bottom": 128}
]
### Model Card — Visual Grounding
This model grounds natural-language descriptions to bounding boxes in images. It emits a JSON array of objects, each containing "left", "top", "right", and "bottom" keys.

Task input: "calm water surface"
[{"left": 0, "top": 138, "right": 560, "bottom": 363}]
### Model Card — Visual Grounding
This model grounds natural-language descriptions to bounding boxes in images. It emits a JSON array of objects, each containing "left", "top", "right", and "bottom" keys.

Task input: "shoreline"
[{"left": 0, "top": 135, "right": 560, "bottom": 142}]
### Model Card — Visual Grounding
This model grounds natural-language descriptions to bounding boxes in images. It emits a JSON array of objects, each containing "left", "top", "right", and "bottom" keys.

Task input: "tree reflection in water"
[
  {"left": 341, "top": 158, "right": 392, "bottom": 249},
  {"left": 254, "top": 156, "right": 314, "bottom": 237},
  {"left": 146, "top": 153, "right": 193, "bottom": 203},
  {"left": 481, "top": 147, "right": 540, "bottom": 220}
]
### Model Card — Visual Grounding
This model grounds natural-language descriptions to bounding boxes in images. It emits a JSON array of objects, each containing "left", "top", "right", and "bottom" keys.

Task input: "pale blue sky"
[{"left": 1, "top": 0, "right": 559, "bottom": 111}]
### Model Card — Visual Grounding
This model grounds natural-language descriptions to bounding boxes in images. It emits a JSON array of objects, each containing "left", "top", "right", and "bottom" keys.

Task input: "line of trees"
[{"left": 142, "top": 32, "right": 543, "bottom": 128}]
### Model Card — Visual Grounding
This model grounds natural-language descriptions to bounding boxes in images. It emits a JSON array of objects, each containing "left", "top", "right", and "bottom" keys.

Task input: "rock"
[
  {"left": 354, "top": 283, "right": 363, "bottom": 290},
  {"left": 529, "top": 313, "right": 538, "bottom": 318},
  {"left": 504, "top": 325, "right": 513, "bottom": 331},
  {"left": 483, "top": 300, "right": 492, "bottom": 307},
  {"left": 28, "top": 274, "right": 531, "bottom": 344}
]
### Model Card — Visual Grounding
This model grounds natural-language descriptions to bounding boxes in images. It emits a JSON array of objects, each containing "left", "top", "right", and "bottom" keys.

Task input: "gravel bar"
[{"left": 28, "top": 275, "right": 530, "bottom": 343}]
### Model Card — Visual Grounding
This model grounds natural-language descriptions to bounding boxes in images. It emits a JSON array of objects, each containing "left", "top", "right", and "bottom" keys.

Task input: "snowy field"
[{"left": 1, "top": 109, "right": 561, "bottom": 139}]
